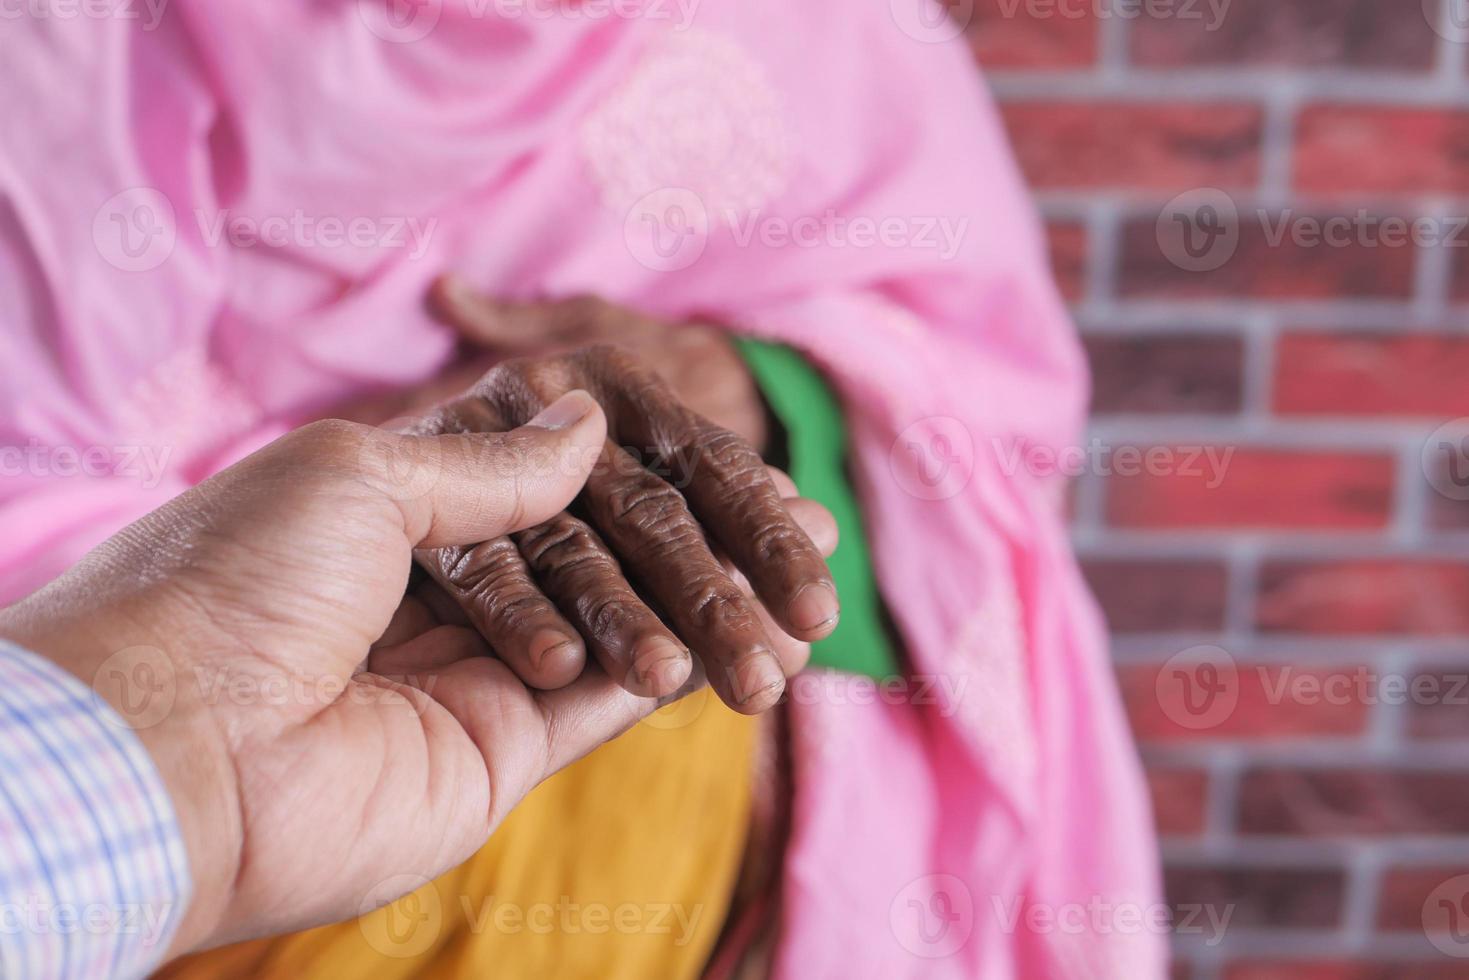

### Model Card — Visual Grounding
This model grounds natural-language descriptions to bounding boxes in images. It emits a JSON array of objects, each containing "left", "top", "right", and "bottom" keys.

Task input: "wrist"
[{"left": 0, "top": 592, "right": 244, "bottom": 958}]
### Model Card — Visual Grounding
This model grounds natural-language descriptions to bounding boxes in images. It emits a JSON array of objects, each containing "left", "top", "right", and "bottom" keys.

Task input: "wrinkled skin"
[
  {"left": 408, "top": 342, "right": 840, "bottom": 714},
  {"left": 427, "top": 276, "right": 770, "bottom": 450},
  {"left": 0, "top": 394, "right": 839, "bottom": 958}
]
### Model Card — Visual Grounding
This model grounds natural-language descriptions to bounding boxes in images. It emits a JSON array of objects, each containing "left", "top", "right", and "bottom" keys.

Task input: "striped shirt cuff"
[{"left": 0, "top": 641, "right": 191, "bottom": 980}]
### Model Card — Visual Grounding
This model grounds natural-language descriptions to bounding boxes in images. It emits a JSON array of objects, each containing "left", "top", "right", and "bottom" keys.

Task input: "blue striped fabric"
[{"left": 0, "top": 641, "right": 190, "bottom": 980}]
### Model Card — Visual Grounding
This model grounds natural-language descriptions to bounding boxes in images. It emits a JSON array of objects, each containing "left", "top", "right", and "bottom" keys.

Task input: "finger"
[
  {"left": 371, "top": 594, "right": 440, "bottom": 651},
  {"left": 514, "top": 513, "right": 692, "bottom": 698},
  {"left": 766, "top": 465, "right": 798, "bottom": 499},
  {"left": 583, "top": 441, "right": 787, "bottom": 714},
  {"left": 784, "top": 496, "right": 839, "bottom": 558},
  {"left": 710, "top": 495, "right": 833, "bottom": 676},
  {"left": 417, "top": 537, "right": 587, "bottom": 690},
  {"left": 428, "top": 278, "right": 617, "bottom": 352},
  {"left": 405, "top": 652, "right": 697, "bottom": 829},
  {"left": 348, "top": 389, "right": 607, "bottom": 549},
  {"left": 712, "top": 545, "right": 813, "bottom": 678},
  {"left": 370, "top": 624, "right": 492, "bottom": 675},
  {"left": 607, "top": 369, "right": 840, "bottom": 642},
  {"left": 412, "top": 576, "right": 472, "bottom": 628}
]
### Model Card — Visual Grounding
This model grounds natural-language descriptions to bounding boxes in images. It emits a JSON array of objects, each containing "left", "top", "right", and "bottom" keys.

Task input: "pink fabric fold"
[{"left": 0, "top": 3, "right": 1163, "bottom": 975}]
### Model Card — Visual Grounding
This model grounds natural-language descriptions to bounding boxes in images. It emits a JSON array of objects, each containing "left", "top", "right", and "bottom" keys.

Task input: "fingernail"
[
  {"left": 733, "top": 652, "right": 786, "bottom": 709},
  {"left": 526, "top": 390, "right": 596, "bottom": 431},
  {"left": 633, "top": 637, "right": 691, "bottom": 696},
  {"left": 531, "top": 630, "right": 581, "bottom": 672},
  {"left": 787, "top": 582, "right": 840, "bottom": 635}
]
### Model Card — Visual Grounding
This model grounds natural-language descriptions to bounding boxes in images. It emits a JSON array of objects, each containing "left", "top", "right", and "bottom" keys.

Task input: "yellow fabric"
[{"left": 156, "top": 688, "right": 757, "bottom": 980}]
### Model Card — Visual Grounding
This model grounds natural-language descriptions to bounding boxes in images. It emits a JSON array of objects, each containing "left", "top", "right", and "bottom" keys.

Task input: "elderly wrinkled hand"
[{"left": 407, "top": 342, "right": 839, "bottom": 714}]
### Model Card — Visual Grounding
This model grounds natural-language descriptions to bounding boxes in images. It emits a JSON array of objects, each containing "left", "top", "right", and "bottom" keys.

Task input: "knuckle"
[
  {"left": 583, "top": 596, "right": 642, "bottom": 642},
  {"left": 689, "top": 587, "right": 759, "bottom": 636},
  {"left": 441, "top": 538, "right": 524, "bottom": 594},
  {"left": 293, "top": 417, "right": 368, "bottom": 461},
  {"left": 697, "top": 424, "right": 762, "bottom": 474},
  {"left": 748, "top": 519, "right": 808, "bottom": 563},
  {"left": 517, "top": 519, "right": 607, "bottom": 577},
  {"left": 605, "top": 476, "right": 693, "bottom": 531}
]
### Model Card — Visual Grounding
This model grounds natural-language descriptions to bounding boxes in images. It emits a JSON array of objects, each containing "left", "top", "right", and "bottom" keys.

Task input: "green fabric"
[{"left": 735, "top": 337, "right": 901, "bottom": 680}]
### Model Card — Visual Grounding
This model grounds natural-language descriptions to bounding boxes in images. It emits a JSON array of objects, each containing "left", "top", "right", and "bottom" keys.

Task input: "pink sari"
[{"left": 0, "top": 2, "right": 1163, "bottom": 975}]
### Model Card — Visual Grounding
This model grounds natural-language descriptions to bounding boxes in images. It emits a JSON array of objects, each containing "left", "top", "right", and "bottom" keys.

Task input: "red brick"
[
  {"left": 1238, "top": 768, "right": 1469, "bottom": 834},
  {"left": 967, "top": 0, "right": 1098, "bottom": 69},
  {"left": 1080, "top": 559, "right": 1228, "bottom": 632},
  {"left": 1046, "top": 221, "right": 1088, "bottom": 302},
  {"left": 1148, "top": 767, "right": 1209, "bottom": 835},
  {"left": 1163, "top": 863, "right": 1344, "bottom": 929},
  {"left": 1105, "top": 449, "right": 1394, "bottom": 530},
  {"left": 1275, "top": 333, "right": 1469, "bottom": 417},
  {"left": 1403, "top": 667, "right": 1469, "bottom": 738},
  {"left": 1295, "top": 106, "right": 1469, "bottom": 196},
  {"left": 1227, "top": 964, "right": 1468, "bottom": 980},
  {"left": 1132, "top": 0, "right": 1438, "bottom": 70},
  {"left": 1000, "top": 103, "right": 1261, "bottom": 192},
  {"left": 1119, "top": 211, "right": 1419, "bottom": 301},
  {"left": 1377, "top": 865, "right": 1469, "bottom": 931},
  {"left": 1256, "top": 561, "right": 1469, "bottom": 635},
  {"left": 1085, "top": 334, "right": 1244, "bottom": 415},
  {"left": 1120, "top": 662, "right": 1371, "bottom": 742},
  {"left": 1455, "top": 245, "right": 1469, "bottom": 304}
]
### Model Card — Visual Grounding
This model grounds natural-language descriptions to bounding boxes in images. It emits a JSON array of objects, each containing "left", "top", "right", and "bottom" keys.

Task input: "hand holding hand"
[{"left": 0, "top": 393, "right": 834, "bottom": 958}]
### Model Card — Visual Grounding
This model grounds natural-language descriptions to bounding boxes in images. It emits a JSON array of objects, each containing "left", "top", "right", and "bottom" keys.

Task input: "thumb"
[
  {"left": 428, "top": 274, "right": 554, "bottom": 351},
  {"left": 356, "top": 390, "right": 608, "bottom": 549}
]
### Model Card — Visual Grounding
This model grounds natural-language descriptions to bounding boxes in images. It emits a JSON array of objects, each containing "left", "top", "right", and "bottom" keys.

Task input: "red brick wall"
[{"left": 966, "top": 0, "right": 1469, "bottom": 975}]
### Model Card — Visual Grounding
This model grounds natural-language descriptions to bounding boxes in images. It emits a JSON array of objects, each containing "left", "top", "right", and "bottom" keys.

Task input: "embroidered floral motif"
[
  {"left": 580, "top": 28, "right": 793, "bottom": 218},
  {"left": 115, "top": 347, "right": 259, "bottom": 469}
]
